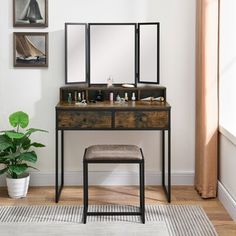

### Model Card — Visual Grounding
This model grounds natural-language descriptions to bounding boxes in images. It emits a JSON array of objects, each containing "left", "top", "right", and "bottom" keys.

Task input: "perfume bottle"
[
  {"left": 74, "top": 91, "right": 78, "bottom": 102},
  {"left": 82, "top": 91, "right": 85, "bottom": 101},
  {"left": 116, "top": 94, "right": 121, "bottom": 102},
  {"left": 110, "top": 92, "right": 114, "bottom": 102},
  {"left": 107, "top": 76, "right": 113, "bottom": 87},
  {"left": 67, "top": 93, "right": 72, "bottom": 103},
  {"left": 131, "top": 92, "right": 136, "bottom": 101},
  {"left": 95, "top": 90, "right": 103, "bottom": 101},
  {"left": 124, "top": 92, "right": 128, "bottom": 102}
]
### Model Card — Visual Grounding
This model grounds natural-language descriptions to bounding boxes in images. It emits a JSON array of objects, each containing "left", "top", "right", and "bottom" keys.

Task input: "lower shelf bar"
[{"left": 87, "top": 212, "right": 142, "bottom": 216}]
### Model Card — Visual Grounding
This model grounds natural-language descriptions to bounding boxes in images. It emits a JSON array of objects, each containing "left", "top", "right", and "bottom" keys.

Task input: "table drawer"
[
  {"left": 57, "top": 111, "right": 112, "bottom": 129},
  {"left": 115, "top": 111, "right": 169, "bottom": 129}
]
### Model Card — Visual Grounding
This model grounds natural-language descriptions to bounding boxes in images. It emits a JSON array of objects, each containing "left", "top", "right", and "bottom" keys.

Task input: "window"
[{"left": 219, "top": 0, "right": 236, "bottom": 139}]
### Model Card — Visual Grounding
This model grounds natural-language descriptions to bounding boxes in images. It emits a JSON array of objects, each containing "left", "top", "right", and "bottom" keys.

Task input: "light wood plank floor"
[{"left": 0, "top": 186, "right": 235, "bottom": 235}]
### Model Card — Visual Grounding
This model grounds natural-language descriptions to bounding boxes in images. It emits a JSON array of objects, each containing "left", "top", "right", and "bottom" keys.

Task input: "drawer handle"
[{"left": 137, "top": 114, "right": 147, "bottom": 122}]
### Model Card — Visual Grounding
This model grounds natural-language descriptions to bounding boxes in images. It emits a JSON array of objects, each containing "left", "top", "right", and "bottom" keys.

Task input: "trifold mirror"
[{"left": 65, "top": 22, "right": 160, "bottom": 85}]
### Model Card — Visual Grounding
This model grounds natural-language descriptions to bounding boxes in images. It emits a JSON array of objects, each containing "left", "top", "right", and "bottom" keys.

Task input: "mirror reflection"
[
  {"left": 89, "top": 24, "right": 136, "bottom": 85},
  {"left": 66, "top": 23, "right": 87, "bottom": 84},
  {"left": 139, "top": 23, "right": 159, "bottom": 84}
]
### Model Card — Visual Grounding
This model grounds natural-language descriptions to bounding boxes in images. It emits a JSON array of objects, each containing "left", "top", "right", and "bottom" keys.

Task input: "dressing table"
[
  {"left": 55, "top": 85, "right": 171, "bottom": 203},
  {"left": 55, "top": 22, "right": 171, "bottom": 204}
]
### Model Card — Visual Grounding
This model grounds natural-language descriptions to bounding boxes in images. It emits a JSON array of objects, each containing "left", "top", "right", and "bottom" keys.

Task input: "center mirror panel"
[{"left": 89, "top": 24, "right": 136, "bottom": 85}]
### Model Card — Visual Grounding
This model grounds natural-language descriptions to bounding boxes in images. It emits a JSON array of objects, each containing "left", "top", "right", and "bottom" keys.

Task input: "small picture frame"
[
  {"left": 14, "top": 32, "right": 48, "bottom": 67},
  {"left": 13, "top": 0, "right": 48, "bottom": 27}
]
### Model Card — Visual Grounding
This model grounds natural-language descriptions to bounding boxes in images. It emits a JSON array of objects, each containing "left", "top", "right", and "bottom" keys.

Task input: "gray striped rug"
[{"left": 0, "top": 205, "right": 217, "bottom": 236}]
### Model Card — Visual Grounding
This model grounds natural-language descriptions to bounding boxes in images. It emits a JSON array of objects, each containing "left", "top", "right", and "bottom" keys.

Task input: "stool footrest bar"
[{"left": 87, "top": 212, "right": 142, "bottom": 216}]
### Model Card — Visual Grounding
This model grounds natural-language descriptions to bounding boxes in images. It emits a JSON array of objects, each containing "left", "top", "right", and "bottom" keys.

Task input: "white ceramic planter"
[{"left": 6, "top": 174, "right": 30, "bottom": 199}]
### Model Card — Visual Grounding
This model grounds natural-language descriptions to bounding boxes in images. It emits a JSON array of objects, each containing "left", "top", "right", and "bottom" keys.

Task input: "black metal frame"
[
  {"left": 88, "top": 23, "right": 137, "bottom": 86},
  {"left": 82, "top": 148, "right": 145, "bottom": 224},
  {"left": 137, "top": 23, "right": 160, "bottom": 84},
  {"left": 55, "top": 108, "right": 171, "bottom": 204},
  {"left": 65, "top": 23, "right": 88, "bottom": 84}
]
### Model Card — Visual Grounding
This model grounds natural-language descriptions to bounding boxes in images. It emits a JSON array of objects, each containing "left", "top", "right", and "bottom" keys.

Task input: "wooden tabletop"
[{"left": 56, "top": 100, "right": 171, "bottom": 110}]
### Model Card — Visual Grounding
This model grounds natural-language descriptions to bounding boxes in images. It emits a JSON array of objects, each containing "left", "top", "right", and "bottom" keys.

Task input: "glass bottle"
[{"left": 67, "top": 93, "right": 72, "bottom": 103}]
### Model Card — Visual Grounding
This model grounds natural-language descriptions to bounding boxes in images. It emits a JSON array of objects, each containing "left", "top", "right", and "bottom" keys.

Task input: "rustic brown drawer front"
[
  {"left": 115, "top": 111, "right": 168, "bottom": 129},
  {"left": 58, "top": 111, "right": 112, "bottom": 129}
]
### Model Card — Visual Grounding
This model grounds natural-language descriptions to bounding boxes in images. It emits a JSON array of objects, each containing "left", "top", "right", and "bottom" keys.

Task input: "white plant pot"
[{"left": 6, "top": 174, "right": 30, "bottom": 199}]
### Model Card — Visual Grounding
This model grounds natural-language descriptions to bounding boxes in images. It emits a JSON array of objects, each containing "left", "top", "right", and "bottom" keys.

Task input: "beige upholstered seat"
[{"left": 84, "top": 145, "right": 143, "bottom": 161}]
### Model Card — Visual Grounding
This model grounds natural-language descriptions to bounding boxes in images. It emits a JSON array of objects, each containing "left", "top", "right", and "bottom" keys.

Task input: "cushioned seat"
[{"left": 84, "top": 145, "right": 143, "bottom": 161}]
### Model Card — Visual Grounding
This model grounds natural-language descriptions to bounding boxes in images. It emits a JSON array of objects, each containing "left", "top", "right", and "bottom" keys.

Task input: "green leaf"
[
  {"left": 18, "top": 151, "right": 37, "bottom": 163},
  {"left": 0, "top": 152, "right": 20, "bottom": 160},
  {"left": 0, "top": 135, "right": 12, "bottom": 151},
  {"left": 30, "top": 142, "right": 45, "bottom": 148},
  {"left": 5, "top": 131, "right": 25, "bottom": 139},
  {"left": 21, "top": 137, "right": 31, "bottom": 150},
  {"left": 0, "top": 167, "right": 8, "bottom": 175},
  {"left": 25, "top": 128, "right": 48, "bottom": 136},
  {"left": 9, "top": 111, "right": 29, "bottom": 128},
  {"left": 9, "top": 164, "right": 28, "bottom": 176},
  {"left": 0, "top": 159, "right": 10, "bottom": 164}
]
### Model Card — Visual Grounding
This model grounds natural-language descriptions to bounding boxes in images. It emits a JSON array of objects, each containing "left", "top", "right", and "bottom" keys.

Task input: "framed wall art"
[
  {"left": 13, "top": 0, "right": 48, "bottom": 27},
  {"left": 13, "top": 32, "right": 48, "bottom": 67}
]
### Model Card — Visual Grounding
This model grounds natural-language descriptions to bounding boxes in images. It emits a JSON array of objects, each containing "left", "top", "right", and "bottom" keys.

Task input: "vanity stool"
[{"left": 83, "top": 144, "right": 145, "bottom": 224}]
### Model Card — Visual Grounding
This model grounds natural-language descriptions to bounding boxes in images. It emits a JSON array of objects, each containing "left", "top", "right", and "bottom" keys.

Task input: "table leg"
[
  {"left": 162, "top": 130, "right": 165, "bottom": 187},
  {"left": 162, "top": 128, "right": 171, "bottom": 203},
  {"left": 55, "top": 130, "right": 64, "bottom": 203},
  {"left": 55, "top": 129, "right": 58, "bottom": 203},
  {"left": 61, "top": 130, "right": 64, "bottom": 187},
  {"left": 168, "top": 128, "right": 171, "bottom": 203}
]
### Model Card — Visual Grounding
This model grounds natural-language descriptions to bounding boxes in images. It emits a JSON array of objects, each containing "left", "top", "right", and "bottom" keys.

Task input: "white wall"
[{"left": 0, "top": 0, "right": 196, "bottom": 185}]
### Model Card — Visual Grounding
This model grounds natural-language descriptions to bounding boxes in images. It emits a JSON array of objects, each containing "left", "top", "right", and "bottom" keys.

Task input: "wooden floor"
[{"left": 0, "top": 186, "right": 235, "bottom": 235}]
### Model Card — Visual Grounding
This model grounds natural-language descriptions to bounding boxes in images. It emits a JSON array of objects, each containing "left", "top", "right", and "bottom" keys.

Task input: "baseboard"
[
  {"left": 218, "top": 181, "right": 236, "bottom": 221},
  {"left": 0, "top": 170, "right": 194, "bottom": 187}
]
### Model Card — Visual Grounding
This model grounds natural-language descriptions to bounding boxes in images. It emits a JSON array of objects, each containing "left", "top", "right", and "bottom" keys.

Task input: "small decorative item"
[
  {"left": 109, "top": 92, "right": 114, "bottom": 102},
  {"left": 13, "top": 32, "right": 48, "bottom": 67},
  {"left": 0, "top": 111, "right": 47, "bottom": 198},
  {"left": 107, "top": 76, "right": 113, "bottom": 87},
  {"left": 141, "top": 96, "right": 165, "bottom": 102},
  {"left": 67, "top": 93, "right": 72, "bottom": 103},
  {"left": 13, "top": 0, "right": 48, "bottom": 27},
  {"left": 95, "top": 90, "right": 103, "bottom": 101},
  {"left": 116, "top": 94, "right": 121, "bottom": 102},
  {"left": 124, "top": 92, "right": 128, "bottom": 102},
  {"left": 74, "top": 91, "right": 78, "bottom": 102},
  {"left": 131, "top": 92, "right": 136, "bottom": 101},
  {"left": 78, "top": 92, "right": 82, "bottom": 102}
]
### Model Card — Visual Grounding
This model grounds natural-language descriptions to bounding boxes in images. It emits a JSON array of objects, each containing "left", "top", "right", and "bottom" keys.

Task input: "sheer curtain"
[{"left": 195, "top": 0, "right": 219, "bottom": 198}]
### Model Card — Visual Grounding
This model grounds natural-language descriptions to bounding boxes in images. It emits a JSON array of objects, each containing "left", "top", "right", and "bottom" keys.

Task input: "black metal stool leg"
[
  {"left": 83, "top": 161, "right": 88, "bottom": 224},
  {"left": 139, "top": 163, "right": 143, "bottom": 216},
  {"left": 140, "top": 160, "right": 145, "bottom": 224}
]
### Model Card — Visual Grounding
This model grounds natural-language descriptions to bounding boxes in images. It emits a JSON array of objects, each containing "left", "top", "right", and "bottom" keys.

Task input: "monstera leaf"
[
  {"left": 9, "top": 111, "right": 29, "bottom": 129},
  {"left": 0, "top": 135, "right": 12, "bottom": 151}
]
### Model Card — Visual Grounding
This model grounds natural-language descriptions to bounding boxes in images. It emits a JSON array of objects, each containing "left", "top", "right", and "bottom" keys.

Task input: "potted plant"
[{"left": 0, "top": 111, "right": 47, "bottom": 198}]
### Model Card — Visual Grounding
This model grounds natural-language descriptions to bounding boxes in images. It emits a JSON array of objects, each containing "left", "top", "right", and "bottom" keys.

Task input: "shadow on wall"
[{"left": 29, "top": 30, "right": 65, "bottom": 175}]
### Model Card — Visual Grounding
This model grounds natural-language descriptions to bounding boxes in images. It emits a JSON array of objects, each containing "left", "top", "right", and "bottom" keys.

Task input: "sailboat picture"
[
  {"left": 14, "top": 0, "right": 48, "bottom": 27},
  {"left": 14, "top": 32, "right": 48, "bottom": 67}
]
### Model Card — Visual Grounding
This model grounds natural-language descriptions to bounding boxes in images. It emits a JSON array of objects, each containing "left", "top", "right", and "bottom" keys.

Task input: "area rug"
[{"left": 0, "top": 205, "right": 218, "bottom": 236}]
